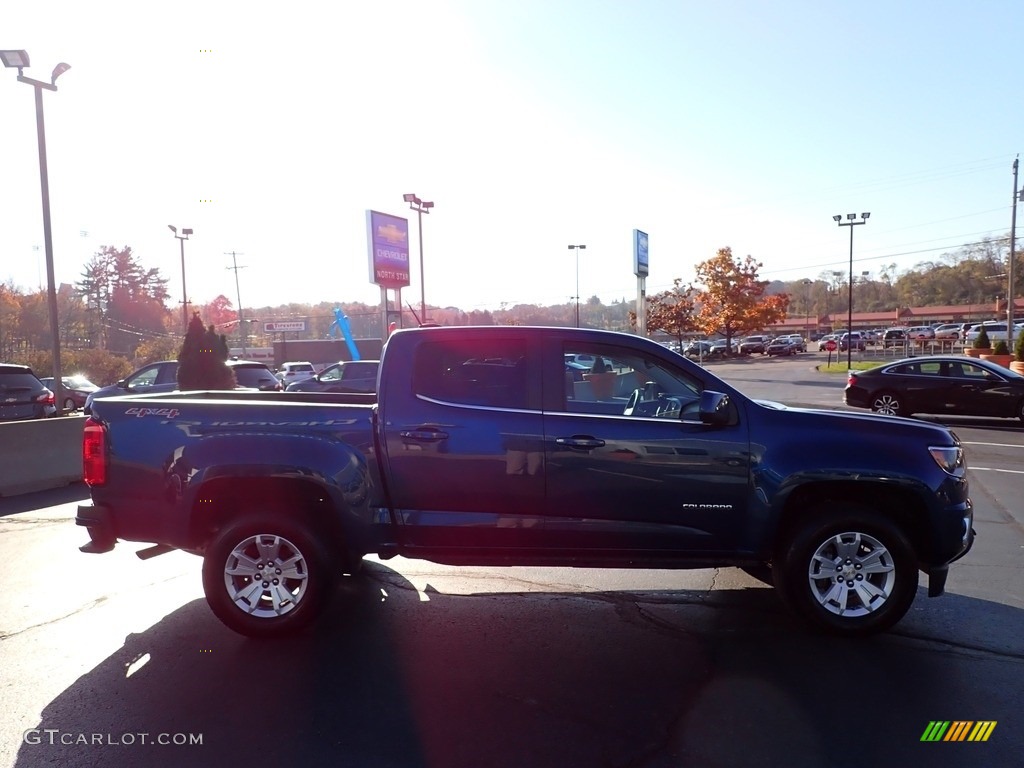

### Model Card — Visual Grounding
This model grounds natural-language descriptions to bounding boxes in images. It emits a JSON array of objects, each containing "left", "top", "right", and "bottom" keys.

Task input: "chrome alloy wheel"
[
  {"left": 222, "top": 533, "right": 310, "bottom": 618},
  {"left": 807, "top": 531, "right": 896, "bottom": 617},
  {"left": 871, "top": 393, "right": 901, "bottom": 415}
]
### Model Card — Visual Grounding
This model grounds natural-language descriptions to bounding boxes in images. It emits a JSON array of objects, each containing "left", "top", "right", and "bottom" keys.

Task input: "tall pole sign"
[{"left": 634, "top": 229, "right": 649, "bottom": 336}]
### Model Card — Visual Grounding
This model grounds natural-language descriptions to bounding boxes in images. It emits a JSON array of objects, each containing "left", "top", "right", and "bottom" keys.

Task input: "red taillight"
[
  {"left": 83, "top": 418, "right": 107, "bottom": 486},
  {"left": 847, "top": 373, "right": 857, "bottom": 387},
  {"left": 36, "top": 389, "right": 55, "bottom": 406}
]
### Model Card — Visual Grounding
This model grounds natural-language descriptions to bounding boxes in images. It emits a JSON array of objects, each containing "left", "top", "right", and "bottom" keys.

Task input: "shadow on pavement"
[
  {"left": 0, "top": 482, "right": 88, "bottom": 517},
  {"left": 12, "top": 561, "right": 1023, "bottom": 768}
]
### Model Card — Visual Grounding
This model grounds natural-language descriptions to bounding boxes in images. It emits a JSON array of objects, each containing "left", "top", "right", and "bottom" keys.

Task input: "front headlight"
[{"left": 929, "top": 445, "right": 965, "bottom": 477}]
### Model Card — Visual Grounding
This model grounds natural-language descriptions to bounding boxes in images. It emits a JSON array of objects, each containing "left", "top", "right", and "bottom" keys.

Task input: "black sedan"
[{"left": 844, "top": 356, "right": 1024, "bottom": 422}]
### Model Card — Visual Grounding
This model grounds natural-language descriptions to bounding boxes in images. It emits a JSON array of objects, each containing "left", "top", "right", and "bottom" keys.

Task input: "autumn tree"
[
  {"left": 76, "top": 245, "right": 171, "bottom": 355},
  {"left": 694, "top": 247, "right": 789, "bottom": 350},
  {"left": 177, "top": 313, "right": 235, "bottom": 390},
  {"left": 637, "top": 278, "right": 701, "bottom": 346},
  {"left": 201, "top": 295, "right": 237, "bottom": 328}
]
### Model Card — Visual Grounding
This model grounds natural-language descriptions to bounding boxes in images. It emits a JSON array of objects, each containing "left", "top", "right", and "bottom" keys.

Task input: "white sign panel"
[{"left": 263, "top": 320, "right": 307, "bottom": 333}]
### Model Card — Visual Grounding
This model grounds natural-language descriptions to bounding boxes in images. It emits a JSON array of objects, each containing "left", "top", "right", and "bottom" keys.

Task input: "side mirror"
[
  {"left": 116, "top": 379, "right": 128, "bottom": 389},
  {"left": 699, "top": 390, "right": 736, "bottom": 426}
]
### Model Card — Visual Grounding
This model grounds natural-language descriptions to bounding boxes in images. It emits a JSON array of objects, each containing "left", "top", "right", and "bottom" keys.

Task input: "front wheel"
[
  {"left": 775, "top": 507, "right": 918, "bottom": 636},
  {"left": 202, "top": 515, "right": 333, "bottom": 638}
]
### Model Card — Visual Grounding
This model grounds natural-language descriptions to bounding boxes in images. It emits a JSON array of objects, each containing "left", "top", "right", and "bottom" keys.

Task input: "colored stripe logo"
[{"left": 921, "top": 721, "right": 997, "bottom": 742}]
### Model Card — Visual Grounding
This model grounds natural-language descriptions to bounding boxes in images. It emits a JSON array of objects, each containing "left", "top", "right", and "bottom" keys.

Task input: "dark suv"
[
  {"left": 85, "top": 359, "right": 281, "bottom": 414},
  {"left": 882, "top": 328, "right": 909, "bottom": 348},
  {"left": 0, "top": 363, "right": 56, "bottom": 421}
]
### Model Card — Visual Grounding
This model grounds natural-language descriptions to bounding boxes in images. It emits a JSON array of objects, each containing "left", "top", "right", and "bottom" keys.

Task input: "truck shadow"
[{"left": 13, "top": 562, "right": 1024, "bottom": 768}]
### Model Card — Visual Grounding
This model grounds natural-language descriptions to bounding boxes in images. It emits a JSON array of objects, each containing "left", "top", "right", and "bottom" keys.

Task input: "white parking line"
[
  {"left": 969, "top": 467, "right": 1024, "bottom": 474},
  {"left": 960, "top": 441, "right": 1024, "bottom": 449}
]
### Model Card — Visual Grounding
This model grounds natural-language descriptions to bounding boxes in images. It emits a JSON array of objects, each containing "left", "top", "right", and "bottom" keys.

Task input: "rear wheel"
[
  {"left": 202, "top": 515, "right": 333, "bottom": 638},
  {"left": 870, "top": 391, "right": 903, "bottom": 416},
  {"left": 1017, "top": 399, "right": 1024, "bottom": 424},
  {"left": 63, "top": 397, "right": 77, "bottom": 411},
  {"left": 775, "top": 506, "right": 918, "bottom": 636}
]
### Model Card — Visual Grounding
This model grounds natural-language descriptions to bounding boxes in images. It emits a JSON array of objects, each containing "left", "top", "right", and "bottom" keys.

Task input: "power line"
[{"left": 225, "top": 251, "right": 247, "bottom": 355}]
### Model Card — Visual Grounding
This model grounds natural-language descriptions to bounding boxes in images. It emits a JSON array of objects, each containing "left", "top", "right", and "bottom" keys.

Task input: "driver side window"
[
  {"left": 562, "top": 343, "right": 702, "bottom": 419},
  {"left": 128, "top": 367, "right": 160, "bottom": 390}
]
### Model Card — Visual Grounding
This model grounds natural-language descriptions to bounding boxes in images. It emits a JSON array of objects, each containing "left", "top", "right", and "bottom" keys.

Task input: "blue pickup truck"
[{"left": 77, "top": 326, "right": 974, "bottom": 638}]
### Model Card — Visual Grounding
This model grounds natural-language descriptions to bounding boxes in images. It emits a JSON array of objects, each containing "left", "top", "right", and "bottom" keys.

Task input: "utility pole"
[
  {"left": 225, "top": 251, "right": 247, "bottom": 356},
  {"left": 1009, "top": 157, "right": 1019, "bottom": 339}
]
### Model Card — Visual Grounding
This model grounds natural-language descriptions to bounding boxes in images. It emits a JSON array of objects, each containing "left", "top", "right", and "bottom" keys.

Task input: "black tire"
[
  {"left": 1017, "top": 399, "right": 1024, "bottom": 424},
  {"left": 775, "top": 506, "right": 919, "bottom": 637},
  {"left": 63, "top": 397, "right": 77, "bottom": 411},
  {"left": 202, "top": 515, "right": 333, "bottom": 638},
  {"left": 870, "top": 390, "right": 904, "bottom": 416}
]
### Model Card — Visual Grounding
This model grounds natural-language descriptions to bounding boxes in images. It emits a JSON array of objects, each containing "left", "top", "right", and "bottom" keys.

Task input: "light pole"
[
  {"left": 403, "top": 193, "right": 434, "bottom": 324},
  {"left": 801, "top": 279, "right": 812, "bottom": 334},
  {"left": 833, "top": 212, "right": 870, "bottom": 368},
  {"left": 1008, "top": 158, "right": 1020, "bottom": 339},
  {"left": 1, "top": 50, "right": 71, "bottom": 415},
  {"left": 568, "top": 244, "right": 586, "bottom": 327},
  {"left": 168, "top": 225, "right": 193, "bottom": 330}
]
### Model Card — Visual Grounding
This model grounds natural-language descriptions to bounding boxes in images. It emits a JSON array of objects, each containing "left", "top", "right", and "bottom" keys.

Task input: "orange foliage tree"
[
  {"left": 637, "top": 278, "right": 701, "bottom": 346},
  {"left": 694, "top": 247, "right": 789, "bottom": 351}
]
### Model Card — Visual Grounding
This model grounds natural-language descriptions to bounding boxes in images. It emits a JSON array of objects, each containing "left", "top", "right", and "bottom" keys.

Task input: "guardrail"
[{"left": 0, "top": 415, "right": 85, "bottom": 497}]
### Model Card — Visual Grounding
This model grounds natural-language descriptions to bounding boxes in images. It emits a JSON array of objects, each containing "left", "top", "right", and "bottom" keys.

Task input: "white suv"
[
  {"left": 276, "top": 361, "right": 316, "bottom": 386},
  {"left": 965, "top": 322, "right": 1024, "bottom": 345}
]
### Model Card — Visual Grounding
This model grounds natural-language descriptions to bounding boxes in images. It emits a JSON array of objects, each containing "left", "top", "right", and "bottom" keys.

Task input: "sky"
[{"left": 2, "top": 0, "right": 1022, "bottom": 319}]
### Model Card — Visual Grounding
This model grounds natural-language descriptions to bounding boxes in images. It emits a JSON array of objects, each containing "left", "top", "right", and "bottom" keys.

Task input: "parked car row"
[
  {"left": 84, "top": 358, "right": 284, "bottom": 415},
  {"left": 836, "top": 321, "right": 1024, "bottom": 348},
  {"left": 680, "top": 334, "right": 812, "bottom": 360}
]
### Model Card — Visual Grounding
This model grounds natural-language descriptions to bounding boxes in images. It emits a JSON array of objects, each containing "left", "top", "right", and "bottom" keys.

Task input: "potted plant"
[
  {"left": 980, "top": 338, "right": 1013, "bottom": 368},
  {"left": 1012, "top": 328, "right": 1024, "bottom": 375},
  {"left": 966, "top": 326, "right": 992, "bottom": 358}
]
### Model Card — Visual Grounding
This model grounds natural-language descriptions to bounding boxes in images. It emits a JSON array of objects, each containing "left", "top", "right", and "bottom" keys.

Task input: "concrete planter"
[
  {"left": 965, "top": 348, "right": 991, "bottom": 358},
  {"left": 1010, "top": 360, "right": 1024, "bottom": 375}
]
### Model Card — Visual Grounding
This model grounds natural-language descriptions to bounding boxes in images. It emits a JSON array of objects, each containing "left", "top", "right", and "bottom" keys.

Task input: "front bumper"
[{"left": 926, "top": 500, "right": 976, "bottom": 597}]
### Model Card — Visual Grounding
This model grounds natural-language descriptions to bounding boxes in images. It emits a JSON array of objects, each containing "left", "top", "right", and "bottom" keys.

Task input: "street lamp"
[
  {"left": 403, "top": 193, "right": 434, "bottom": 324},
  {"left": 801, "top": 279, "right": 812, "bottom": 334},
  {"left": 1008, "top": 159, "right": 1020, "bottom": 339},
  {"left": 168, "top": 225, "right": 193, "bottom": 330},
  {"left": 568, "top": 244, "right": 586, "bottom": 327},
  {"left": 1, "top": 49, "right": 71, "bottom": 415},
  {"left": 833, "top": 212, "right": 870, "bottom": 368}
]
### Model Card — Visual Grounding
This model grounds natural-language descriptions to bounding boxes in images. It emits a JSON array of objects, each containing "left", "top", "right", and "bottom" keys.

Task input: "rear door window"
[{"left": 413, "top": 339, "right": 531, "bottom": 409}]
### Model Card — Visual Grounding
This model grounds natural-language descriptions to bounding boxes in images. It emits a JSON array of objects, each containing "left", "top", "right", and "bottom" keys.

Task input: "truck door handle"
[
  {"left": 400, "top": 428, "right": 450, "bottom": 442},
  {"left": 555, "top": 436, "right": 606, "bottom": 449}
]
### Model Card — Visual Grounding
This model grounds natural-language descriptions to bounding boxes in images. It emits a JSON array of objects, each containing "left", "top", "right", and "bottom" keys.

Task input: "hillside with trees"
[{"left": 0, "top": 233, "right": 1018, "bottom": 385}]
